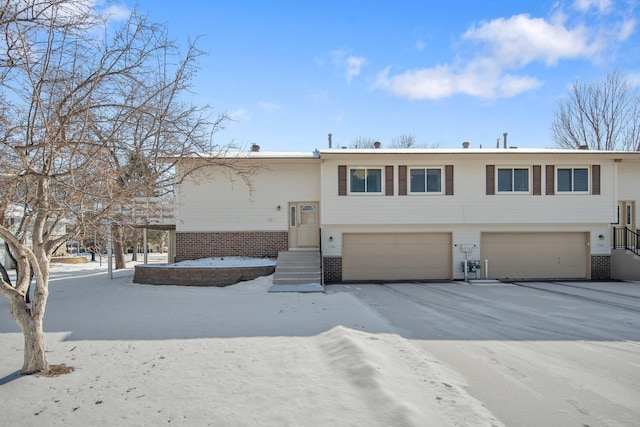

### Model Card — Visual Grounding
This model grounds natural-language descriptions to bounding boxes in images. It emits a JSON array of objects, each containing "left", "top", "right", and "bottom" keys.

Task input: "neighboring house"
[
  {"left": 1, "top": 205, "right": 69, "bottom": 270},
  {"left": 174, "top": 147, "right": 640, "bottom": 282}
]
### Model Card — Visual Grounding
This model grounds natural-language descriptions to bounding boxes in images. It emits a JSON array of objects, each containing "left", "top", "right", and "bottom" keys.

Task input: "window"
[
  {"left": 497, "top": 168, "right": 529, "bottom": 192},
  {"left": 349, "top": 168, "right": 382, "bottom": 193},
  {"left": 409, "top": 168, "right": 442, "bottom": 193},
  {"left": 557, "top": 167, "right": 589, "bottom": 192}
]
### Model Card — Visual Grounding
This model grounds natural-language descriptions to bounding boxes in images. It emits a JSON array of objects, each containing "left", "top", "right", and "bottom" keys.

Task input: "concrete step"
[
  {"left": 273, "top": 277, "right": 322, "bottom": 285},
  {"left": 277, "top": 251, "right": 320, "bottom": 260},
  {"left": 273, "top": 250, "right": 322, "bottom": 288}
]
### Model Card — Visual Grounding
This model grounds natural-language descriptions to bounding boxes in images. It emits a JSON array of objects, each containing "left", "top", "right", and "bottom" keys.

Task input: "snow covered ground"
[{"left": 1, "top": 257, "right": 639, "bottom": 426}]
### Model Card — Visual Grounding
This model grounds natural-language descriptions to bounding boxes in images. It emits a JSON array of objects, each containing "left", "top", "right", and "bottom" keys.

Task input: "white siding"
[
  {"left": 617, "top": 162, "right": 640, "bottom": 199},
  {"left": 321, "top": 154, "right": 615, "bottom": 227},
  {"left": 319, "top": 152, "right": 619, "bottom": 275},
  {"left": 177, "top": 159, "right": 320, "bottom": 232}
]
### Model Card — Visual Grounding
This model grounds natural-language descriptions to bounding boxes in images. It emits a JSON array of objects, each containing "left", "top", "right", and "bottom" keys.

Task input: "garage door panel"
[
  {"left": 343, "top": 233, "right": 452, "bottom": 281},
  {"left": 482, "top": 232, "right": 589, "bottom": 279}
]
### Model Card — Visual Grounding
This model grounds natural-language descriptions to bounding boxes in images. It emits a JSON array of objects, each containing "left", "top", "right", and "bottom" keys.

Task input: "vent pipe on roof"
[
  {"left": 503, "top": 133, "right": 508, "bottom": 149},
  {"left": 250, "top": 143, "right": 260, "bottom": 152},
  {"left": 462, "top": 141, "right": 470, "bottom": 149},
  {"left": 328, "top": 133, "right": 332, "bottom": 148},
  {"left": 496, "top": 138, "right": 500, "bottom": 148},
  {"left": 374, "top": 141, "right": 381, "bottom": 149},
  {"left": 579, "top": 144, "right": 589, "bottom": 150}
]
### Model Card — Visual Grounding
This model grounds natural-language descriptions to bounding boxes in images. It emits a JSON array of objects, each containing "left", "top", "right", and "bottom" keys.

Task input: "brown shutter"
[
  {"left": 398, "top": 165, "right": 407, "bottom": 196},
  {"left": 338, "top": 165, "right": 347, "bottom": 196},
  {"left": 486, "top": 165, "right": 495, "bottom": 195},
  {"left": 445, "top": 165, "right": 454, "bottom": 195},
  {"left": 592, "top": 165, "right": 600, "bottom": 195},
  {"left": 532, "top": 165, "right": 541, "bottom": 195},
  {"left": 545, "top": 165, "right": 555, "bottom": 195},
  {"left": 385, "top": 165, "right": 394, "bottom": 196}
]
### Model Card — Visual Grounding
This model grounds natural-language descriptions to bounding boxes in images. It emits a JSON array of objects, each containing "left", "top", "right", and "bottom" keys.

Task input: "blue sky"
[{"left": 122, "top": 0, "right": 640, "bottom": 151}]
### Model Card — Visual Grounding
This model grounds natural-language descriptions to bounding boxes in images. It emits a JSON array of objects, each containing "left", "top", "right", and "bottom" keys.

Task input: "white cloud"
[
  {"left": 345, "top": 56, "right": 367, "bottom": 83},
  {"left": 374, "top": 62, "right": 543, "bottom": 100},
  {"left": 626, "top": 71, "right": 640, "bottom": 88},
  {"left": 461, "top": 14, "right": 600, "bottom": 67},
  {"left": 618, "top": 18, "right": 636, "bottom": 41},
  {"left": 374, "top": 7, "right": 630, "bottom": 100},
  {"left": 415, "top": 40, "right": 426, "bottom": 52},
  {"left": 331, "top": 49, "right": 367, "bottom": 82},
  {"left": 228, "top": 109, "right": 250, "bottom": 124},
  {"left": 497, "top": 74, "right": 545, "bottom": 97},
  {"left": 257, "top": 101, "right": 281, "bottom": 112},
  {"left": 100, "top": 4, "right": 131, "bottom": 21},
  {"left": 574, "top": 0, "right": 613, "bottom": 12}
]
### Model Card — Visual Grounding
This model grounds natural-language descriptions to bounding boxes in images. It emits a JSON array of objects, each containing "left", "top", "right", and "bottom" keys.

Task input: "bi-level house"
[{"left": 172, "top": 146, "right": 640, "bottom": 282}]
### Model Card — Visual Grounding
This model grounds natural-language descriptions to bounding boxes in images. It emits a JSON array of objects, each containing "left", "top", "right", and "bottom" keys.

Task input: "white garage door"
[
  {"left": 342, "top": 233, "right": 452, "bottom": 281},
  {"left": 481, "top": 232, "right": 590, "bottom": 280}
]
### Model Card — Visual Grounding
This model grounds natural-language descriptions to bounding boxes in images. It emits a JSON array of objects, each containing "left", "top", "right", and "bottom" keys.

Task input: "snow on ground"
[
  {"left": 0, "top": 256, "right": 503, "bottom": 427},
  {"left": 333, "top": 282, "right": 640, "bottom": 427},
  {"left": 1, "top": 256, "right": 639, "bottom": 426}
]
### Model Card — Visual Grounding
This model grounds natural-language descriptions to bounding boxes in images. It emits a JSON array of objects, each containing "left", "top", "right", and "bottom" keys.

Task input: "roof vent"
[
  {"left": 374, "top": 141, "right": 382, "bottom": 149},
  {"left": 250, "top": 143, "right": 260, "bottom": 152},
  {"left": 462, "top": 141, "right": 470, "bottom": 149},
  {"left": 579, "top": 145, "right": 589, "bottom": 150}
]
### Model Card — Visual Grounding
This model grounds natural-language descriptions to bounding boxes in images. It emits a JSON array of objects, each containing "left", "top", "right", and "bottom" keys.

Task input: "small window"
[
  {"left": 557, "top": 167, "right": 589, "bottom": 192},
  {"left": 409, "top": 168, "right": 442, "bottom": 193},
  {"left": 497, "top": 168, "right": 529, "bottom": 193},
  {"left": 349, "top": 168, "right": 382, "bottom": 194}
]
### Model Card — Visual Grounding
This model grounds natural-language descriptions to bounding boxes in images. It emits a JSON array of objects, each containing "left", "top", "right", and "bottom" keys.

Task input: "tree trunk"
[
  {"left": 6, "top": 292, "right": 48, "bottom": 374},
  {"left": 131, "top": 230, "right": 138, "bottom": 262},
  {"left": 112, "top": 225, "right": 127, "bottom": 270},
  {"left": 21, "top": 317, "right": 48, "bottom": 374}
]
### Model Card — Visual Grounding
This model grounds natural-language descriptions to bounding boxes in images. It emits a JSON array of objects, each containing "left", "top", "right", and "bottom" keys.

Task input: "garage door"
[
  {"left": 481, "top": 232, "right": 589, "bottom": 280},
  {"left": 342, "top": 233, "right": 452, "bottom": 281}
]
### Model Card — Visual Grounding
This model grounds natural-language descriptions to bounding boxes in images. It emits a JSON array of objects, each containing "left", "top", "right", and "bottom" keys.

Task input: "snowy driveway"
[{"left": 329, "top": 281, "right": 640, "bottom": 427}]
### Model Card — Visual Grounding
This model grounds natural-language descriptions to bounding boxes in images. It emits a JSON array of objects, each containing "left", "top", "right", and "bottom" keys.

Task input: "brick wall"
[
  {"left": 323, "top": 256, "right": 342, "bottom": 283},
  {"left": 133, "top": 264, "right": 275, "bottom": 286},
  {"left": 175, "top": 231, "right": 288, "bottom": 262},
  {"left": 591, "top": 255, "right": 610, "bottom": 280}
]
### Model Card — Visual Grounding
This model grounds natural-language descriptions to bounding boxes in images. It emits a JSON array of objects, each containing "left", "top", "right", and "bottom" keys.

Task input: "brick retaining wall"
[
  {"left": 175, "top": 231, "right": 288, "bottom": 262},
  {"left": 133, "top": 264, "right": 276, "bottom": 287}
]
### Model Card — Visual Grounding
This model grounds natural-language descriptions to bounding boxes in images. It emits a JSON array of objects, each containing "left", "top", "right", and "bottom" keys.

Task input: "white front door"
[{"left": 288, "top": 202, "right": 319, "bottom": 248}]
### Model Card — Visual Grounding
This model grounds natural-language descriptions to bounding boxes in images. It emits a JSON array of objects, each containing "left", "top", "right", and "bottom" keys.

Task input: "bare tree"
[
  {"left": 0, "top": 0, "right": 255, "bottom": 375},
  {"left": 350, "top": 136, "right": 378, "bottom": 148},
  {"left": 551, "top": 70, "right": 640, "bottom": 151}
]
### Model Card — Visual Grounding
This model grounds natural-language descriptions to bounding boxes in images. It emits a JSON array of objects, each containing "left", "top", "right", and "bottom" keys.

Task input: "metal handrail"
[
  {"left": 319, "top": 227, "right": 324, "bottom": 286},
  {"left": 613, "top": 227, "right": 640, "bottom": 256}
]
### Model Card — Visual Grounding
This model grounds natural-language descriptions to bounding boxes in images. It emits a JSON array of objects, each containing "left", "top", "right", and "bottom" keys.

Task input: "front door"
[
  {"left": 288, "top": 202, "right": 319, "bottom": 248},
  {"left": 618, "top": 201, "right": 636, "bottom": 231}
]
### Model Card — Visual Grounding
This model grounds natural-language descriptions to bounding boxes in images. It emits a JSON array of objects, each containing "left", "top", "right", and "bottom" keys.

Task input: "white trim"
[
  {"left": 407, "top": 166, "right": 444, "bottom": 195},
  {"left": 556, "top": 166, "right": 590, "bottom": 194},
  {"left": 347, "top": 166, "right": 384, "bottom": 195},
  {"left": 496, "top": 166, "right": 531, "bottom": 194}
]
